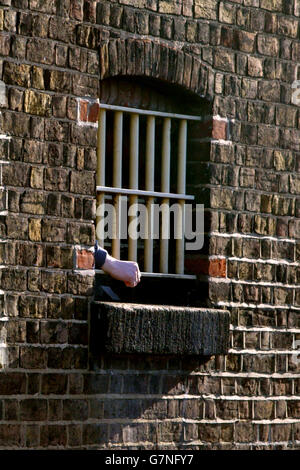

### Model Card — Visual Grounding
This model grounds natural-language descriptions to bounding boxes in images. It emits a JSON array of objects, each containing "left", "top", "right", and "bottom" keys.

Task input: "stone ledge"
[{"left": 90, "top": 302, "right": 230, "bottom": 356}]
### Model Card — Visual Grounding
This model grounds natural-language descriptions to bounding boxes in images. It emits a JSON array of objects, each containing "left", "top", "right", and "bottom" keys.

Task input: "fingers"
[
  {"left": 124, "top": 262, "right": 141, "bottom": 288},
  {"left": 135, "top": 263, "right": 141, "bottom": 285},
  {"left": 125, "top": 280, "right": 135, "bottom": 288}
]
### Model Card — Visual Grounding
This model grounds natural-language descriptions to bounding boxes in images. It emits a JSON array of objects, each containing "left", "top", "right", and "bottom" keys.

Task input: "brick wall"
[{"left": 0, "top": 0, "right": 299, "bottom": 449}]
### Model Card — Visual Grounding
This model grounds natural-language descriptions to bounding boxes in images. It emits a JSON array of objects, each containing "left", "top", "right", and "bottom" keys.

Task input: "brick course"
[{"left": 0, "top": 0, "right": 299, "bottom": 450}]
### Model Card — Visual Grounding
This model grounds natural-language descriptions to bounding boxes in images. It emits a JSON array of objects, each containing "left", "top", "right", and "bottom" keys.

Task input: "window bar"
[
  {"left": 176, "top": 119, "right": 187, "bottom": 274},
  {"left": 96, "top": 108, "right": 106, "bottom": 248},
  {"left": 160, "top": 117, "right": 171, "bottom": 273},
  {"left": 128, "top": 113, "right": 139, "bottom": 262},
  {"left": 96, "top": 186, "right": 194, "bottom": 200},
  {"left": 144, "top": 115, "right": 155, "bottom": 272},
  {"left": 98, "top": 102, "right": 202, "bottom": 121},
  {"left": 112, "top": 111, "right": 123, "bottom": 259}
]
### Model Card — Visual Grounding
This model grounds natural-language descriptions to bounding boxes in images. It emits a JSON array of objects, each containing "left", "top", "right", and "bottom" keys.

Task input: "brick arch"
[{"left": 99, "top": 38, "right": 212, "bottom": 100}]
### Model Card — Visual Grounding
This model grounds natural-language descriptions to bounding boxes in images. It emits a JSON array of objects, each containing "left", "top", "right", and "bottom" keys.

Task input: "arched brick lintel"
[{"left": 99, "top": 38, "right": 213, "bottom": 101}]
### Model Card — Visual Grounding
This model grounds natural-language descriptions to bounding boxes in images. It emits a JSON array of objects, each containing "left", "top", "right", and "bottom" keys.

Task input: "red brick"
[
  {"left": 185, "top": 256, "right": 226, "bottom": 277},
  {"left": 79, "top": 99, "right": 88, "bottom": 122},
  {"left": 76, "top": 249, "right": 94, "bottom": 269},
  {"left": 208, "top": 259, "right": 227, "bottom": 277},
  {"left": 212, "top": 119, "right": 228, "bottom": 140},
  {"left": 88, "top": 102, "right": 99, "bottom": 123}
]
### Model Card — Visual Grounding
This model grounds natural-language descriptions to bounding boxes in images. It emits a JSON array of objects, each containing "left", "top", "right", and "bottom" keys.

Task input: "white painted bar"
[
  {"left": 160, "top": 197, "right": 170, "bottom": 273},
  {"left": 177, "top": 119, "right": 187, "bottom": 194},
  {"left": 144, "top": 197, "right": 154, "bottom": 272},
  {"left": 96, "top": 109, "right": 106, "bottom": 246},
  {"left": 159, "top": 117, "right": 171, "bottom": 273},
  {"left": 96, "top": 186, "right": 194, "bottom": 200},
  {"left": 144, "top": 115, "right": 156, "bottom": 272},
  {"left": 176, "top": 119, "right": 187, "bottom": 274},
  {"left": 96, "top": 109, "right": 106, "bottom": 247},
  {"left": 175, "top": 199, "right": 185, "bottom": 274},
  {"left": 161, "top": 118, "right": 171, "bottom": 193},
  {"left": 128, "top": 113, "right": 139, "bottom": 262},
  {"left": 112, "top": 111, "right": 123, "bottom": 259},
  {"left": 99, "top": 102, "right": 202, "bottom": 121},
  {"left": 145, "top": 115, "right": 155, "bottom": 191},
  {"left": 96, "top": 108, "right": 106, "bottom": 186},
  {"left": 96, "top": 193, "right": 105, "bottom": 247},
  {"left": 112, "top": 194, "right": 121, "bottom": 259},
  {"left": 128, "top": 196, "right": 138, "bottom": 260},
  {"left": 113, "top": 111, "right": 123, "bottom": 187},
  {"left": 160, "top": 118, "right": 171, "bottom": 274},
  {"left": 140, "top": 272, "right": 196, "bottom": 280},
  {"left": 96, "top": 270, "right": 197, "bottom": 280},
  {"left": 129, "top": 113, "right": 139, "bottom": 190}
]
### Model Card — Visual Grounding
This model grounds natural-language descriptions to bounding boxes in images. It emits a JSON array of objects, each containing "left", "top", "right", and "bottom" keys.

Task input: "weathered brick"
[
  {"left": 49, "top": 17, "right": 75, "bottom": 43},
  {"left": 19, "top": 295, "right": 47, "bottom": 318},
  {"left": 40, "top": 425, "right": 67, "bottom": 447},
  {"left": 0, "top": 33, "right": 10, "bottom": 56},
  {"left": 41, "top": 271, "right": 67, "bottom": 294},
  {"left": 0, "top": 425, "right": 22, "bottom": 447},
  {"left": 260, "top": 0, "right": 283, "bottom": 11},
  {"left": 214, "top": 49, "right": 235, "bottom": 72},
  {"left": 40, "top": 321, "right": 68, "bottom": 344},
  {"left": 195, "top": 0, "right": 217, "bottom": 19},
  {"left": 47, "top": 70, "right": 72, "bottom": 93},
  {"left": 3, "top": 61, "right": 31, "bottom": 87},
  {"left": 70, "top": 170, "right": 95, "bottom": 195},
  {"left": 44, "top": 167, "right": 69, "bottom": 192},
  {"left": 20, "top": 399, "right": 47, "bottom": 421},
  {"left": 0, "top": 373, "right": 26, "bottom": 394},
  {"left": 20, "top": 346, "right": 47, "bottom": 369},
  {"left": 27, "top": 38, "right": 55, "bottom": 64},
  {"left": 47, "top": 345, "right": 88, "bottom": 369},
  {"left": 41, "top": 219, "right": 66, "bottom": 242},
  {"left": 44, "top": 120, "right": 69, "bottom": 143},
  {"left": 257, "top": 35, "right": 280, "bottom": 56},
  {"left": 2, "top": 162, "right": 30, "bottom": 187}
]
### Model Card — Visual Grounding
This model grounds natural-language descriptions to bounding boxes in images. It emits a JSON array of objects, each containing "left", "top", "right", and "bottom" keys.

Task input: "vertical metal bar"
[
  {"left": 176, "top": 119, "right": 187, "bottom": 274},
  {"left": 96, "top": 108, "right": 106, "bottom": 186},
  {"left": 160, "top": 118, "right": 171, "bottom": 273},
  {"left": 112, "top": 111, "right": 123, "bottom": 259},
  {"left": 177, "top": 119, "right": 187, "bottom": 194},
  {"left": 175, "top": 200, "right": 185, "bottom": 274},
  {"left": 129, "top": 113, "right": 139, "bottom": 190},
  {"left": 96, "top": 108, "right": 106, "bottom": 247},
  {"left": 145, "top": 116, "right": 155, "bottom": 191},
  {"left": 161, "top": 118, "right": 171, "bottom": 193},
  {"left": 96, "top": 193, "right": 105, "bottom": 248},
  {"left": 145, "top": 196, "right": 154, "bottom": 272},
  {"left": 113, "top": 111, "right": 123, "bottom": 188},
  {"left": 144, "top": 115, "right": 155, "bottom": 272},
  {"left": 128, "top": 113, "right": 139, "bottom": 262}
]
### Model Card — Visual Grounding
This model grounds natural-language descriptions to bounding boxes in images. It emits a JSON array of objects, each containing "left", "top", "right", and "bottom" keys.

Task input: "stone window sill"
[{"left": 90, "top": 301, "right": 230, "bottom": 356}]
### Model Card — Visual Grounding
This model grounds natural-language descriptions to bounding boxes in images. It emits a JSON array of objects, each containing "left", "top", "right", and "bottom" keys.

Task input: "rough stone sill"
[{"left": 90, "top": 302, "right": 230, "bottom": 356}]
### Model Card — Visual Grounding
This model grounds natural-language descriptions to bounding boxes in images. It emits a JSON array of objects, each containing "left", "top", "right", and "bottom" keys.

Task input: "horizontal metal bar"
[
  {"left": 96, "top": 186, "right": 195, "bottom": 201},
  {"left": 99, "top": 103, "right": 202, "bottom": 121},
  {"left": 96, "top": 269, "right": 197, "bottom": 280},
  {"left": 141, "top": 272, "right": 197, "bottom": 280}
]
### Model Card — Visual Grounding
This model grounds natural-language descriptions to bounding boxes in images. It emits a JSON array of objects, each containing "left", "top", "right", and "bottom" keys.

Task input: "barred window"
[{"left": 96, "top": 78, "right": 206, "bottom": 288}]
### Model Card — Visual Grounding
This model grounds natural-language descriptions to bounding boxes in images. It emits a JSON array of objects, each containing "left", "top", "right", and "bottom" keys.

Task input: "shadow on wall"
[
  {"left": 88, "top": 351, "right": 217, "bottom": 447},
  {"left": 0, "top": 330, "right": 9, "bottom": 369}
]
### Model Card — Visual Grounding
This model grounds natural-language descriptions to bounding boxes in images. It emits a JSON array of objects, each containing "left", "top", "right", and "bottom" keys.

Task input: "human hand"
[{"left": 101, "top": 255, "right": 141, "bottom": 287}]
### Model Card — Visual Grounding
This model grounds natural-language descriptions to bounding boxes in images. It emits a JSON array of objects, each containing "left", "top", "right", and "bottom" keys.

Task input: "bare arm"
[
  {"left": 94, "top": 242, "right": 141, "bottom": 288},
  {"left": 101, "top": 255, "right": 141, "bottom": 288}
]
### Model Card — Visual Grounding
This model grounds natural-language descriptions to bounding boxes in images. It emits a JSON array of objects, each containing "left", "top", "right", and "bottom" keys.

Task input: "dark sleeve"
[{"left": 94, "top": 241, "right": 108, "bottom": 268}]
